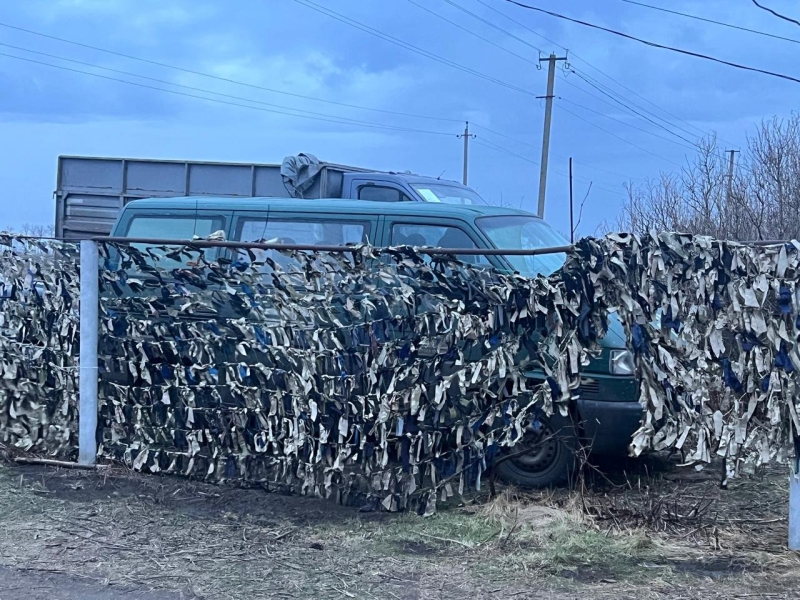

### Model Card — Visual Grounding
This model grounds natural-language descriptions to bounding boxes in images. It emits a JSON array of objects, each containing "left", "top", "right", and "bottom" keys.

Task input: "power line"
[
  {"left": 439, "top": 0, "right": 544, "bottom": 53},
  {"left": 472, "top": 0, "right": 564, "bottom": 51},
  {"left": 0, "top": 51, "right": 456, "bottom": 136},
  {"left": 556, "top": 156, "right": 637, "bottom": 182},
  {"left": 558, "top": 105, "right": 684, "bottom": 168},
  {"left": 4, "top": 48, "right": 620, "bottom": 194},
  {"left": 751, "top": 0, "right": 800, "bottom": 28},
  {"left": 504, "top": 0, "right": 800, "bottom": 85},
  {"left": 1, "top": 17, "right": 647, "bottom": 174},
  {"left": 5, "top": 40, "right": 632, "bottom": 186},
  {"left": 0, "top": 42, "right": 461, "bottom": 135},
  {"left": 424, "top": 1, "right": 710, "bottom": 168},
  {"left": 621, "top": 0, "right": 800, "bottom": 44},
  {"left": 0, "top": 20, "right": 461, "bottom": 123},
  {"left": 470, "top": 0, "right": 733, "bottom": 147},
  {"left": 471, "top": 123, "right": 641, "bottom": 181},
  {"left": 557, "top": 71, "right": 706, "bottom": 151},
  {"left": 559, "top": 97, "right": 697, "bottom": 152},
  {"left": 474, "top": 138, "right": 621, "bottom": 193},
  {"left": 564, "top": 69, "right": 705, "bottom": 144},
  {"left": 405, "top": 0, "right": 535, "bottom": 64},
  {"left": 570, "top": 61, "right": 737, "bottom": 146},
  {"left": 471, "top": 123, "right": 539, "bottom": 150},
  {"left": 563, "top": 71, "right": 705, "bottom": 149},
  {"left": 567, "top": 70, "right": 700, "bottom": 146},
  {"left": 566, "top": 63, "right": 740, "bottom": 150},
  {"left": 291, "top": 0, "right": 536, "bottom": 97},
  {"left": 474, "top": 137, "right": 539, "bottom": 165}
]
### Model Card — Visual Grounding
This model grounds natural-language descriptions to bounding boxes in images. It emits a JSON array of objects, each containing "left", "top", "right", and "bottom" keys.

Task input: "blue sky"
[{"left": 1, "top": 0, "right": 798, "bottom": 236}]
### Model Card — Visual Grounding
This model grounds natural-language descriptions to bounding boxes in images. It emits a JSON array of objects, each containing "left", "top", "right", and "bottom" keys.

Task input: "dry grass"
[{"left": 0, "top": 459, "right": 798, "bottom": 600}]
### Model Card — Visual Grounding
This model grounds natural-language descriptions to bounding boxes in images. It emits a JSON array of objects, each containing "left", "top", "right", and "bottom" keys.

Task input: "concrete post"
[{"left": 78, "top": 240, "right": 99, "bottom": 466}]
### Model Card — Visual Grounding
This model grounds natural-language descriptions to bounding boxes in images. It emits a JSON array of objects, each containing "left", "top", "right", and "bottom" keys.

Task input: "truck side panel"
[
  {"left": 55, "top": 156, "right": 379, "bottom": 239},
  {"left": 56, "top": 157, "right": 292, "bottom": 239}
]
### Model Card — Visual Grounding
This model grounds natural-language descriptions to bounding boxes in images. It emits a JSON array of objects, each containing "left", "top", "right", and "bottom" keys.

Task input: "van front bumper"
[
  {"left": 524, "top": 371, "right": 643, "bottom": 456},
  {"left": 576, "top": 398, "right": 643, "bottom": 455}
]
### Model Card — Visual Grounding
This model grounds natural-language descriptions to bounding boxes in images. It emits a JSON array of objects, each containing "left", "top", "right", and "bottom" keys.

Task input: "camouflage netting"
[
  {"left": 2, "top": 232, "right": 800, "bottom": 511},
  {"left": 581, "top": 233, "right": 800, "bottom": 480},
  {"left": 97, "top": 243, "right": 592, "bottom": 511},
  {"left": 0, "top": 235, "right": 80, "bottom": 455}
]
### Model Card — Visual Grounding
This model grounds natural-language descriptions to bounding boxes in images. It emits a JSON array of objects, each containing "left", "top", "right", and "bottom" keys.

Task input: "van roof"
[{"left": 123, "top": 196, "right": 539, "bottom": 219}]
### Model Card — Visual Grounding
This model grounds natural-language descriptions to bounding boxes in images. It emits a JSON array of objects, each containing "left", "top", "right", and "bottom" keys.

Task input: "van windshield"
[
  {"left": 411, "top": 183, "right": 487, "bottom": 205},
  {"left": 476, "top": 215, "right": 568, "bottom": 277}
]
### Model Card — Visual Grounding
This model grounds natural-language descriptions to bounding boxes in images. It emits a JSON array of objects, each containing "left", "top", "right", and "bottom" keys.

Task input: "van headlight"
[{"left": 610, "top": 349, "right": 635, "bottom": 375}]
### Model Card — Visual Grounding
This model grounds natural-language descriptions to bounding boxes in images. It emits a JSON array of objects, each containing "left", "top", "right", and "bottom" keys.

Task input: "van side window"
[
  {"left": 358, "top": 186, "right": 409, "bottom": 203},
  {"left": 124, "top": 215, "right": 225, "bottom": 268},
  {"left": 234, "top": 217, "right": 370, "bottom": 270},
  {"left": 391, "top": 223, "right": 490, "bottom": 266}
]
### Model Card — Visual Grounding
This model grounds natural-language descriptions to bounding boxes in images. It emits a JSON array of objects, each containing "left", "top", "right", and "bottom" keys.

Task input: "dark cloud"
[{"left": 0, "top": 0, "right": 797, "bottom": 233}]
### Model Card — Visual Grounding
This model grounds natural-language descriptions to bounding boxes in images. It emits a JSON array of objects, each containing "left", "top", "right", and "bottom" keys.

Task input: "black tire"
[{"left": 494, "top": 413, "right": 578, "bottom": 488}]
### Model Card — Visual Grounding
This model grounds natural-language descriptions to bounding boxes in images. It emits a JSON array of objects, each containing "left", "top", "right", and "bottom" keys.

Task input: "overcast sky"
[{"left": 1, "top": 0, "right": 798, "bottom": 236}]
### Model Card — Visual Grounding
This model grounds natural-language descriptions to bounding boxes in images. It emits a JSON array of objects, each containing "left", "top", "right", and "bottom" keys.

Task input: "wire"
[
  {"left": 6, "top": 45, "right": 626, "bottom": 188},
  {"left": 0, "top": 51, "right": 456, "bottom": 136},
  {"left": 425, "top": 1, "right": 713, "bottom": 159},
  {"left": 751, "top": 0, "right": 800, "bottom": 28},
  {"left": 474, "top": 138, "right": 539, "bottom": 166},
  {"left": 566, "top": 70, "right": 701, "bottom": 147},
  {"left": 291, "top": 0, "right": 536, "bottom": 97},
  {"left": 563, "top": 69, "right": 708, "bottom": 145},
  {"left": 474, "top": 138, "right": 621, "bottom": 193},
  {"left": 504, "top": 0, "right": 800, "bottom": 85},
  {"left": 471, "top": 123, "right": 640, "bottom": 181},
  {"left": 557, "top": 157, "right": 636, "bottom": 182},
  {"left": 0, "top": 42, "right": 460, "bottom": 135},
  {"left": 569, "top": 64, "right": 736, "bottom": 147},
  {"left": 471, "top": 123, "right": 538, "bottom": 150},
  {"left": 556, "top": 72, "right": 707, "bottom": 152},
  {"left": 0, "top": 21, "right": 461, "bottom": 123},
  {"left": 621, "top": 0, "right": 800, "bottom": 44},
  {"left": 405, "top": 0, "right": 536, "bottom": 64},
  {"left": 471, "top": 0, "right": 735, "bottom": 147},
  {"left": 472, "top": 0, "right": 564, "bottom": 51},
  {"left": 559, "top": 98, "right": 698, "bottom": 152},
  {"left": 558, "top": 105, "right": 685, "bottom": 168},
  {"left": 1, "top": 17, "right": 653, "bottom": 175},
  {"left": 439, "top": 0, "right": 544, "bottom": 53}
]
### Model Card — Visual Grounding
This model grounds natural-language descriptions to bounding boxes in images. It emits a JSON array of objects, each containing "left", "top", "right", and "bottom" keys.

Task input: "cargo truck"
[{"left": 54, "top": 153, "right": 487, "bottom": 239}]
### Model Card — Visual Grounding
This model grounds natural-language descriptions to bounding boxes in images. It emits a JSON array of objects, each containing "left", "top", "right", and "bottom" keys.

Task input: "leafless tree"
[
  {"left": 619, "top": 114, "right": 800, "bottom": 242},
  {"left": 3, "top": 223, "right": 56, "bottom": 238}
]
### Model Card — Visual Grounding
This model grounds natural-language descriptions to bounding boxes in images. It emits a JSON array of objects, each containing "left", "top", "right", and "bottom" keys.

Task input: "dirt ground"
[{"left": 0, "top": 452, "right": 798, "bottom": 600}]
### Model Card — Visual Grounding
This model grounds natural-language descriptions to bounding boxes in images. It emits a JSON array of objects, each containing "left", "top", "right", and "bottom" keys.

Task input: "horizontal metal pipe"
[{"left": 94, "top": 236, "right": 574, "bottom": 257}]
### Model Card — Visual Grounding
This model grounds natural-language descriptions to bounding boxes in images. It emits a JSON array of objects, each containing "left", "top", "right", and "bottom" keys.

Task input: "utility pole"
[
  {"left": 725, "top": 149, "right": 739, "bottom": 204},
  {"left": 569, "top": 157, "right": 574, "bottom": 243},
  {"left": 537, "top": 54, "right": 567, "bottom": 219},
  {"left": 457, "top": 121, "right": 476, "bottom": 186}
]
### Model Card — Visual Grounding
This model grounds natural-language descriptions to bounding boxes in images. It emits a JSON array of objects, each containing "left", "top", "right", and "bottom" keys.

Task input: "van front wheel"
[{"left": 493, "top": 414, "right": 577, "bottom": 488}]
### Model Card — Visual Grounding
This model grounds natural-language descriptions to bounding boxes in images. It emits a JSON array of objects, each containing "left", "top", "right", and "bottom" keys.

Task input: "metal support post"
[{"left": 79, "top": 240, "right": 99, "bottom": 466}]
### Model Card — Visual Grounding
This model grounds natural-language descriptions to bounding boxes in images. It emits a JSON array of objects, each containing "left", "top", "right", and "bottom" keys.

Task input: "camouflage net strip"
[
  {"left": 97, "top": 244, "right": 590, "bottom": 511},
  {"left": 0, "top": 235, "right": 80, "bottom": 455},
  {"left": 582, "top": 233, "right": 800, "bottom": 480},
  {"left": 2, "top": 232, "right": 800, "bottom": 511}
]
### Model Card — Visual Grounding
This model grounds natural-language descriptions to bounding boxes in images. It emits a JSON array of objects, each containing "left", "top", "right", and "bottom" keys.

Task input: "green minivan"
[{"left": 110, "top": 197, "right": 642, "bottom": 487}]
